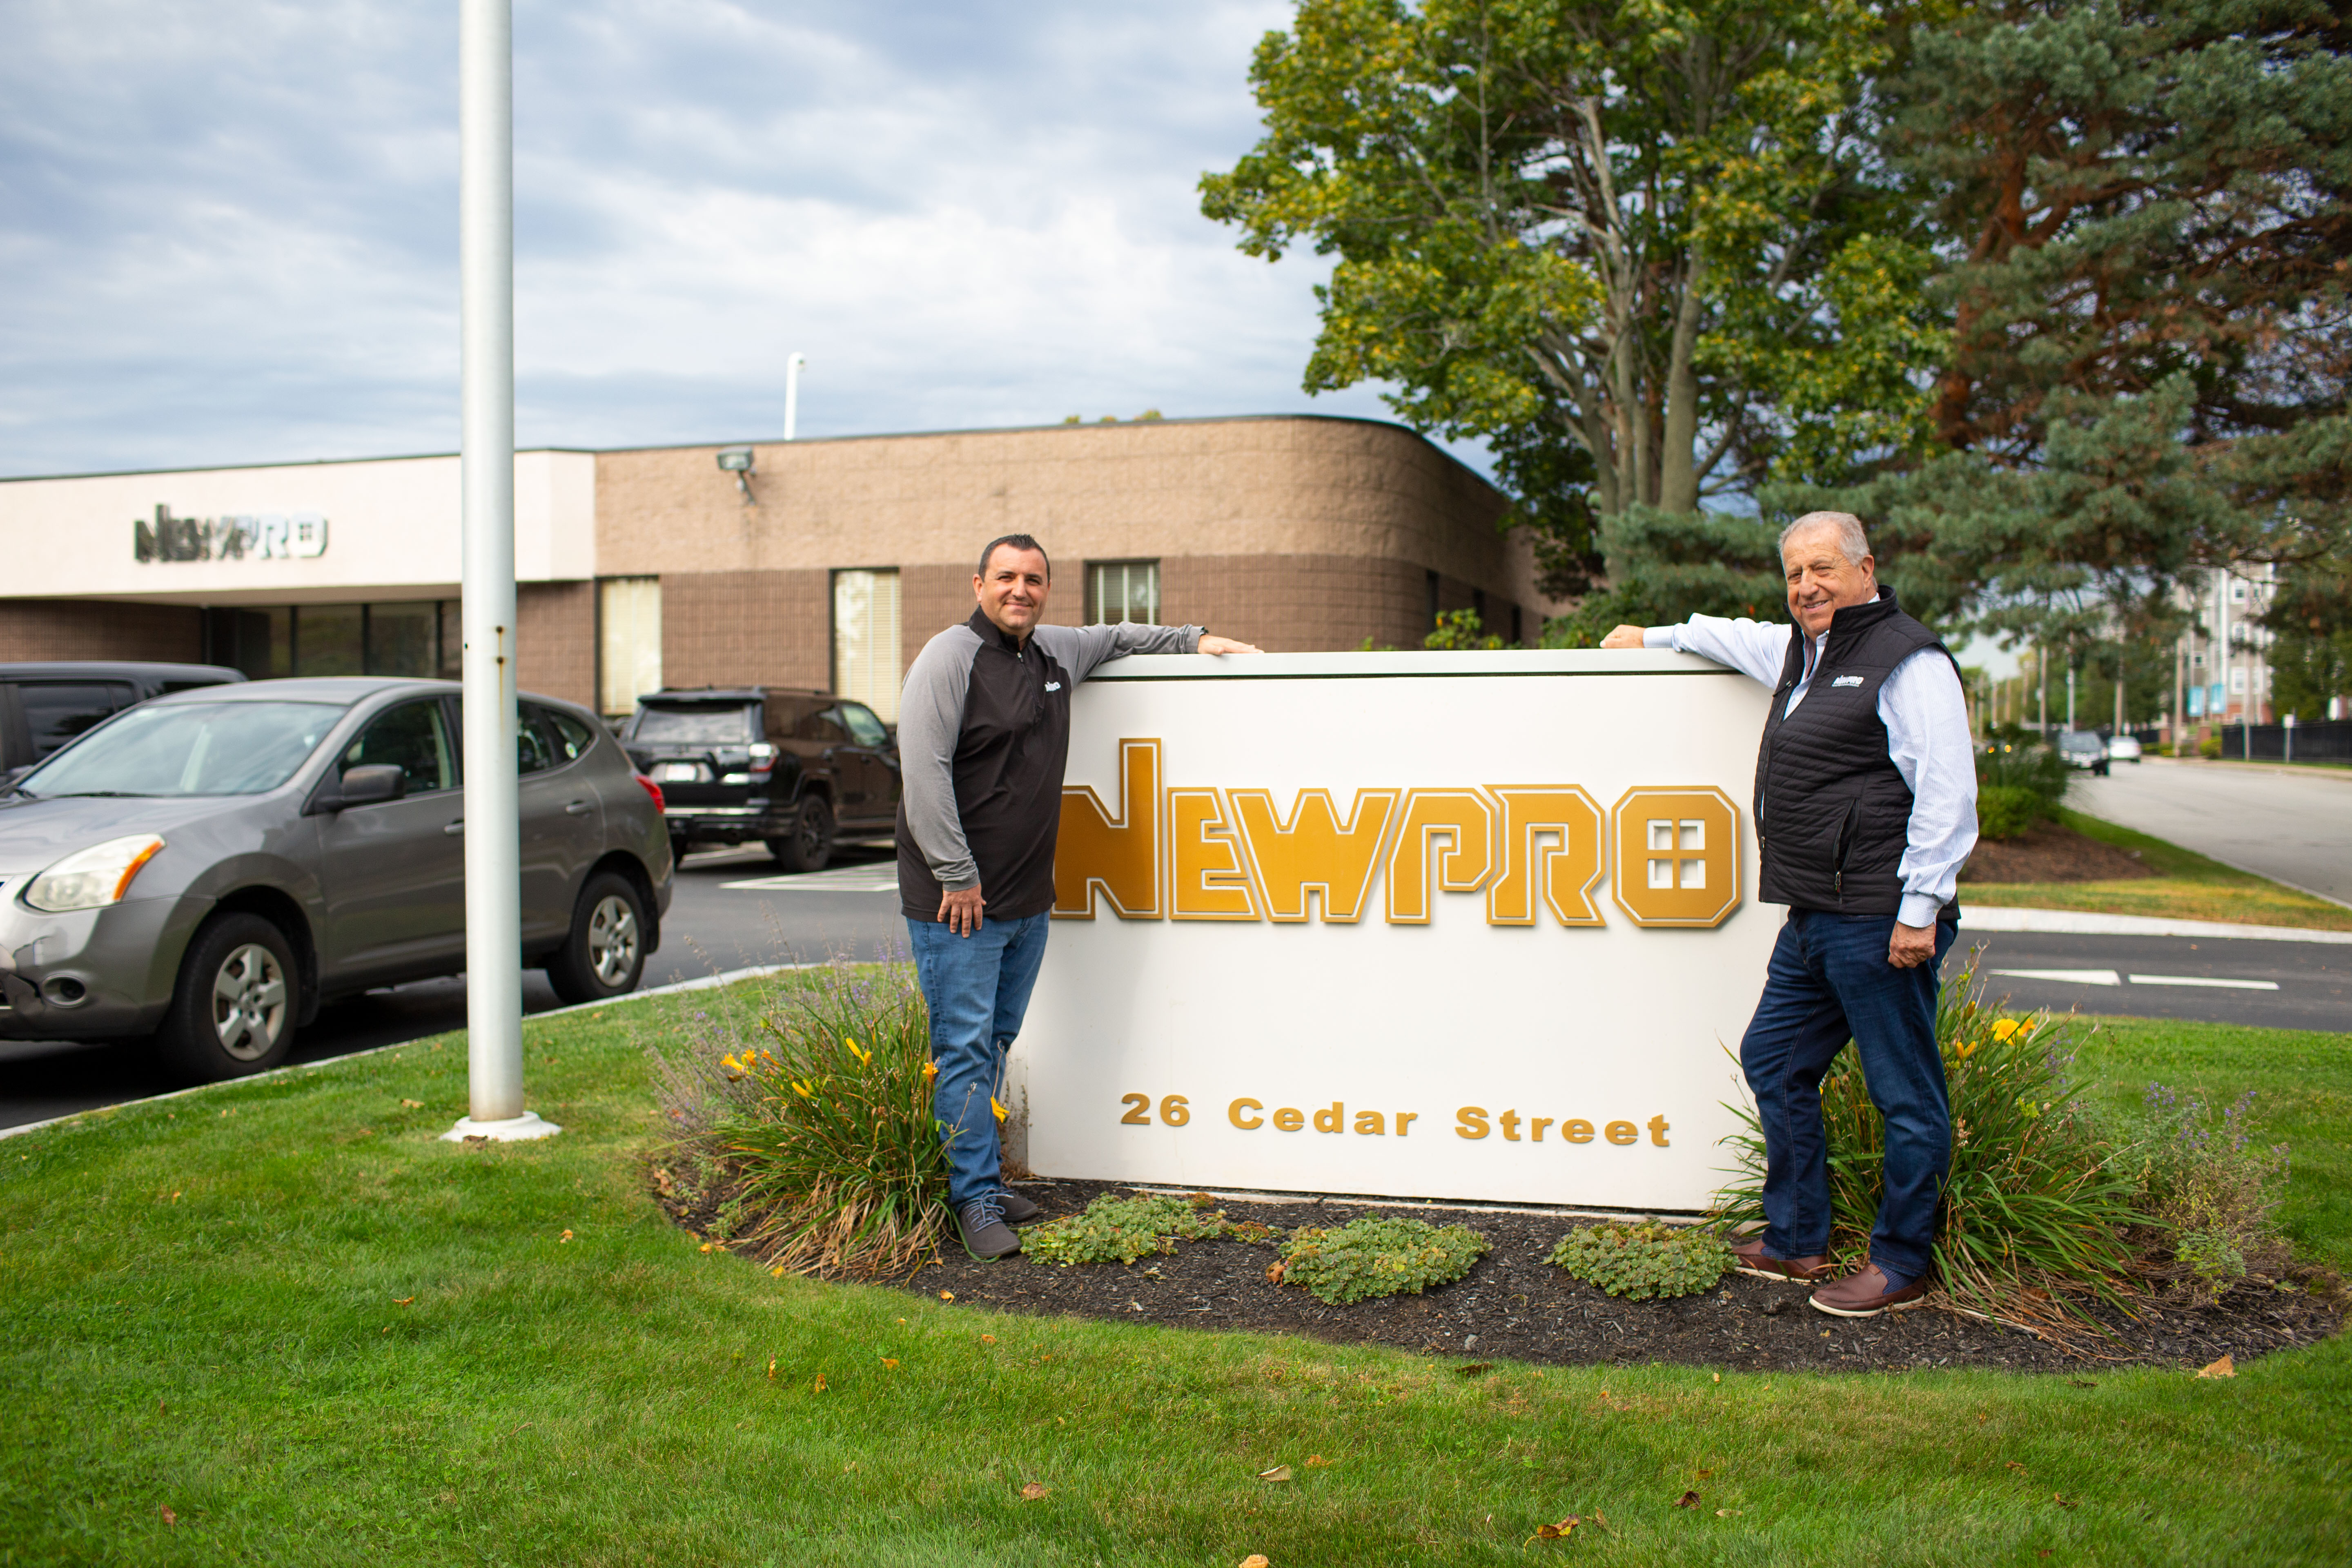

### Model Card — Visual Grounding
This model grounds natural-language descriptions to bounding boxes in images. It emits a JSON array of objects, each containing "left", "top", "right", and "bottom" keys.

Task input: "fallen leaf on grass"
[
  {"left": 559, "top": 1229, "right": 574, "bottom": 1243},
  {"left": 1020, "top": 1482, "right": 1049, "bottom": 1501},
  {"left": 1711, "top": 1372, "right": 1720, "bottom": 1383},
  {"left": 2054, "top": 1493, "right": 2078, "bottom": 1509},
  {"left": 394, "top": 1297, "right": 414, "bottom": 1306},
  {"left": 1239, "top": 1557, "right": 1271, "bottom": 1567},
  {"left": 881, "top": 1358, "right": 900, "bottom": 1370},
  {"left": 771, "top": 1265, "right": 785, "bottom": 1278},
  {"left": 1257, "top": 1465, "right": 1292, "bottom": 1483},
  {"left": 400, "top": 1098, "right": 423, "bottom": 1109},
  {"left": 1673, "top": 1491, "right": 1701, "bottom": 1508},
  {"left": 2007, "top": 1461, "right": 2027, "bottom": 1474},
  {"left": 981, "top": 1334, "right": 996, "bottom": 1344},
  {"left": 1531, "top": 1517, "right": 1581, "bottom": 1541},
  {"left": 812, "top": 1374, "right": 828, "bottom": 1394},
  {"left": 766, "top": 1358, "right": 777, "bottom": 1379},
  {"left": 1715, "top": 1509, "right": 1742, "bottom": 1517},
  {"left": 1303, "top": 1455, "right": 1332, "bottom": 1468},
  {"left": 700, "top": 1243, "right": 715, "bottom": 1254},
  {"left": 2197, "top": 1354, "right": 2235, "bottom": 1379},
  {"left": 160, "top": 1504, "right": 177, "bottom": 1526},
  {"left": 940, "top": 1290, "right": 955, "bottom": 1301}
]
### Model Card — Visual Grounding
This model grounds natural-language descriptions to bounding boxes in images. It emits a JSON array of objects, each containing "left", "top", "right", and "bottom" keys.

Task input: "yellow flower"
[
  {"left": 1990, "top": 1018, "right": 2021, "bottom": 1042},
  {"left": 1956, "top": 1040, "right": 1976, "bottom": 1060},
  {"left": 991, "top": 1096, "right": 1009, "bottom": 1123},
  {"left": 792, "top": 1080, "right": 814, "bottom": 1099},
  {"left": 922, "top": 1061, "right": 939, "bottom": 1082},
  {"left": 720, "top": 1054, "right": 742, "bottom": 1072},
  {"left": 845, "top": 1038, "right": 872, "bottom": 1066}
]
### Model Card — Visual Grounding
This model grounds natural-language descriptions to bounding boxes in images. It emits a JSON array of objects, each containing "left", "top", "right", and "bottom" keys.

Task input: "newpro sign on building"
[{"left": 1009, "top": 650, "right": 1780, "bottom": 1212}]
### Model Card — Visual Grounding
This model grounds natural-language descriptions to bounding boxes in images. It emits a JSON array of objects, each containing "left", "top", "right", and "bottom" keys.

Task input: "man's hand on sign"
[
  {"left": 938, "top": 886, "right": 987, "bottom": 937},
  {"left": 1888, "top": 921, "right": 1936, "bottom": 969},
  {"left": 1599, "top": 624, "right": 1647, "bottom": 650},
  {"left": 1198, "top": 635, "right": 1263, "bottom": 655}
]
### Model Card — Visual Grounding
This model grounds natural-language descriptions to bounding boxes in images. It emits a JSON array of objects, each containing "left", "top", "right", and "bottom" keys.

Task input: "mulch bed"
[
  {"left": 664, "top": 1176, "right": 2342, "bottom": 1374},
  {"left": 1962, "top": 821, "right": 2155, "bottom": 884}
]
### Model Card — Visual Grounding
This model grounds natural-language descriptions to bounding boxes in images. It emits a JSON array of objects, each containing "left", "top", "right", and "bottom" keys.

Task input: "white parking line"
[
  {"left": 1989, "top": 968, "right": 2121, "bottom": 985},
  {"left": 721, "top": 865, "right": 900, "bottom": 893},
  {"left": 2127, "top": 975, "right": 2282, "bottom": 991}
]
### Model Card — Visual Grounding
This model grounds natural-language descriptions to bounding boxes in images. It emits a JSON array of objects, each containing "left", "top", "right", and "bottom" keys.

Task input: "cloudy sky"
[{"left": 0, "top": 0, "right": 1416, "bottom": 479}]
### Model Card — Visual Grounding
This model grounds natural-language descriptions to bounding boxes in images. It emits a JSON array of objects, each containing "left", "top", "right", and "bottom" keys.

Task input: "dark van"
[
  {"left": 622, "top": 687, "right": 900, "bottom": 871},
  {"left": 0, "top": 661, "right": 246, "bottom": 778}
]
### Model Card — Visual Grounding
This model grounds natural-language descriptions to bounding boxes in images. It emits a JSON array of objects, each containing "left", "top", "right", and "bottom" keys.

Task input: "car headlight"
[{"left": 22, "top": 834, "right": 167, "bottom": 913}]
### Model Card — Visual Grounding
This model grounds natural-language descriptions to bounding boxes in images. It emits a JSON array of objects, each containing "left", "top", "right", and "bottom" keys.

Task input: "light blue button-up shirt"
[{"left": 1643, "top": 614, "right": 1978, "bottom": 927}]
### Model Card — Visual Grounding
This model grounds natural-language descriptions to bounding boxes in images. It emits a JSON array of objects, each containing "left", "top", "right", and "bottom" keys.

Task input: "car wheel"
[
  {"left": 546, "top": 871, "right": 648, "bottom": 1004},
  {"left": 767, "top": 795, "right": 833, "bottom": 873},
  {"left": 154, "top": 913, "right": 301, "bottom": 1084}
]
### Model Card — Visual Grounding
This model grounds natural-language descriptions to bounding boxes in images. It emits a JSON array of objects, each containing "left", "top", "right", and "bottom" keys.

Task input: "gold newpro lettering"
[{"left": 1052, "top": 739, "right": 1742, "bottom": 929}]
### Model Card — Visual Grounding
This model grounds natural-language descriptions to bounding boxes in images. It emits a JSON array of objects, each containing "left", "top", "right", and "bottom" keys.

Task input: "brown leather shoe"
[
  {"left": 1730, "top": 1238, "right": 1830, "bottom": 1283},
  {"left": 1808, "top": 1263, "right": 1930, "bottom": 1317}
]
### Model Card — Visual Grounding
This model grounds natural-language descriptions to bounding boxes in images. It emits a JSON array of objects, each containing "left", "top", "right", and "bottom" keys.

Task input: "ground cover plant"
[
  {"left": 1962, "top": 808, "right": 2352, "bottom": 931},
  {"left": 2, "top": 976, "right": 2348, "bottom": 1564},
  {"left": 1550, "top": 1222, "right": 1733, "bottom": 1301},
  {"left": 1022, "top": 1191, "right": 1270, "bottom": 1266},
  {"left": 1271, "top": 1215, "right": 1489, "bottom": 1305}
]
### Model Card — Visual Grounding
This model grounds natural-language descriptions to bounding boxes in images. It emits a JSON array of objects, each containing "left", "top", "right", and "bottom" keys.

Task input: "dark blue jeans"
[
  {"left": 1740, "top": 909, "right": 1958, "bottom": 1283},
  {"left": 906, "top": 911, "right": 1051, "bottom": 1212}
]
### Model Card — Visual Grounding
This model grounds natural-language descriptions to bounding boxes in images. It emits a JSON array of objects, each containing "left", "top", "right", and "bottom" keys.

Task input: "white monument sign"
[{"left": 1009, "top": 649, "right": 1781, "bottom": 1212}]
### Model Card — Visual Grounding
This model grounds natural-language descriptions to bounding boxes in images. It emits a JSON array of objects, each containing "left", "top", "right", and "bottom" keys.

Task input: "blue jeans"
[
  {"left": 1740, "top": 909, "right": 1958, "bottom": 1283},
  {"left": 906, "top": 911, "right": 1051, "bottom": 1211}
]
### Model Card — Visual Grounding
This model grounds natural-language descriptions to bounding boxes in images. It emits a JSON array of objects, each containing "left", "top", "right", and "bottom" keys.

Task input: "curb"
[
  {"left": 0, "top": 960, "right": 822, "bottom": 1145},
  {"left": 1957, "top": 906, "right": 2352, "bottom": 946}
]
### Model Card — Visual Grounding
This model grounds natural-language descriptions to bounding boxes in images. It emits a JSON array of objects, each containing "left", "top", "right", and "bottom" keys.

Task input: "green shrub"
[
  {"left": 1719, "top": 955, "right": 2142, "bottom": 1315},
  {"left": 1548, "top": 1221, "right": 1732, "bottom": 1299},
  {"left": 649, "top": 962, "right": 948, "bottom": 1278},
  {"left": 1023, "top": 1192, "right": 1241, "bottom": 1267},
  {"left": 1977, "top": 733, "right": 2070, "bottom": 805},
  {"left": 2125, "top": 1086, "right": 2291, "bottom": 1305},
  {"left": 2199, "top": 734, "right": 2223, "bottom": 758},
  {"left": 1276, "top": 1216, "right": 1489, "bottom": 1305},
  {"left": 1976, "top": 784, "right": 2047, "bottom": 840},
  {"left": 1424, "top": 608, "right": 1504, "bottom": 650}
]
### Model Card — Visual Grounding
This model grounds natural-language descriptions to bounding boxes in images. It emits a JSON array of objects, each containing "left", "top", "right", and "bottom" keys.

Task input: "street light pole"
[
  {"left": 445, "top": 0, "right": 555, "bottom": 1144},
  {"left": 784, "top": 352, "right": 806, "bottom": 442}
]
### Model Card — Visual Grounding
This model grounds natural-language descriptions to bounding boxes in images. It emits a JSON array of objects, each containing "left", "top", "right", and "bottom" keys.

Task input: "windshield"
[
  {"left": 14, "top": 701, "right": 344, "bottom": 798},
  {"left": 633, "top": 704, "right": 754, "bottom": 745}
]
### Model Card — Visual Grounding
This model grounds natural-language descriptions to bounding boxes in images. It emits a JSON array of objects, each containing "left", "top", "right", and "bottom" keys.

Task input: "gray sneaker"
[
  {"left": 956, "top": 1198, "right": 1020, "bottom": 1260},
  {"left": 996, "top": 1188, "right": 1042, "bottom": 1225}
]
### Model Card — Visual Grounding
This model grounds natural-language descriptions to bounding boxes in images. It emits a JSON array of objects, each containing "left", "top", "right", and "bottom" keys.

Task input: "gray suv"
[{"left": 0, "top": 677, "right": 673, "bottom": 1082}]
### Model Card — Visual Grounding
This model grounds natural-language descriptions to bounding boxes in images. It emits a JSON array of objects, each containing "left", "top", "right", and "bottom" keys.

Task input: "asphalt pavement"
[
  {"left": 6, "top": 835, "right": 2348, "bottom": 1135},
  {"left": 2074, "top": 758, "right": 2352, "bottom": 906}
]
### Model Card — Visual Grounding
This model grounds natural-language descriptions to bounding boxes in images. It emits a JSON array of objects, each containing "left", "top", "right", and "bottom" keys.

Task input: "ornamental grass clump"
[
  {"left": 1023, "top": 1192, "right": 1244, "bottom": 1267},
  {"left": 1275, "top": 1216, "right": 1488, "bottom": 1305},
  {"left": 1720, "top": 953, "right": 2141, "bottom": 1321},
  {"left": 648, "top": 960, "right": 948, "bottom": 1278},
  {"left": 2127, "top": 1085, "right": 2292, "bottom": 1306},
  {"left": 1549, "top": 1221, "right": 1732, "bottom": 1300}
]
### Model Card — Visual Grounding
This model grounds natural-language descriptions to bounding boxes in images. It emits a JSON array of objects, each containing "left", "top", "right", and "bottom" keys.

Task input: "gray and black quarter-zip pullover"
[{"left": 896, "top": 606, "right": 1203, "bottom": 922}]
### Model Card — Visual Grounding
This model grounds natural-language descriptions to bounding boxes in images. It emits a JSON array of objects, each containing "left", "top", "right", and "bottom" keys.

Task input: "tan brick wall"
[
  {"left": 517, "top": 581, "right": 595, "bottom": 709},
  {"left": 661, "top": 570, "right": 831, "bottom": 692},
  {"left": 0, "top": 600, "right": 203, "bottom": 663}
]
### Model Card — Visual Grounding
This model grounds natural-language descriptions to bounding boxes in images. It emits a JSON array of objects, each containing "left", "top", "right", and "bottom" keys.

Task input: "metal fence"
[{"left": 2120, "top": 723, "right": 2352, "bottom": 762}]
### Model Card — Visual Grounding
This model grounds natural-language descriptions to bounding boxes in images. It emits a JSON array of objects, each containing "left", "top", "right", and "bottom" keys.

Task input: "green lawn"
[
  {"left": 3, "top": 982, "right": 2347, "bottom": 1566},
  {"left": 1964, "top": 808, "right": 2352, "bottom": 931}
]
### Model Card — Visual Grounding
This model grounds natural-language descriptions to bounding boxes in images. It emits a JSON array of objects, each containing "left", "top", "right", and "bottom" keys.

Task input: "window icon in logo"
[{"left": 1611, "top": 787, "right": 1741, "bottom": 927}]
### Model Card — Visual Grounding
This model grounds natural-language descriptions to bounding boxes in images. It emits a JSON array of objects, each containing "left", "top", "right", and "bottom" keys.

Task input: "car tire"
[
  {"left": 154, "top": 913, "right": 301, "bottom": 1084},
  {"left": 767, "top": 795, "right": 833, "bottom": 873},
  {"left": 546, "top": 871, "right": 649, "bottom": 1004}
]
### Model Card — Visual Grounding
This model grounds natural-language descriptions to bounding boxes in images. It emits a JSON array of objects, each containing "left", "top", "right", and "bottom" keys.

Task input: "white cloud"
[{"left": 0, "top": 0, "right": 1464, "bottom": 478}]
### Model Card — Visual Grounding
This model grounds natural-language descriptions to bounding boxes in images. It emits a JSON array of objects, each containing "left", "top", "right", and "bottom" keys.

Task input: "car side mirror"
[{"left": 327, "top": 763, "right": 407, "bottom": 810}]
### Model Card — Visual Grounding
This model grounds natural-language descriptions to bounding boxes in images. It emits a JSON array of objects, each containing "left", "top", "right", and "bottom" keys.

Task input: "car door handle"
[
  {"left": 564, "top": 800, "right": 592, "bottom": 815},
  {"left": 444, "top": 821, "right": 465, "bottom": 836}
]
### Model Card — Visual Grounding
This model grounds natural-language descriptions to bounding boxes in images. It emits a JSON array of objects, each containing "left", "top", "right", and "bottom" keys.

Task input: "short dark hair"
[{"left": 977, "top": 534, "right": 1050, "bottom": 580}]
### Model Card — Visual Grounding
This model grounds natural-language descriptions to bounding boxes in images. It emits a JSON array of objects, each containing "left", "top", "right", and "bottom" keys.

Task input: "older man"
[
  {"left": 1601, "top": 511, "right": 1975, "bottom": 1316},
  {"left": 898, "top": 533, "right": 1259, "bottom": 1259}
]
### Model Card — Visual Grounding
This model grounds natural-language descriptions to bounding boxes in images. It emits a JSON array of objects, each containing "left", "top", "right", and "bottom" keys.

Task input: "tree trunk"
[{"left": 1657, "top": 254, "right": 1706, "bottom": 512}]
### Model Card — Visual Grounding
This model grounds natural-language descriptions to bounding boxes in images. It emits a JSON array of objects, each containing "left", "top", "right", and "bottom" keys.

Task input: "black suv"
[
  {"left": 1, "top": 661, "right": 247, "bottom": 780},
  {"left": 622, "top": 688, "right": 900, "bottom": 870}
]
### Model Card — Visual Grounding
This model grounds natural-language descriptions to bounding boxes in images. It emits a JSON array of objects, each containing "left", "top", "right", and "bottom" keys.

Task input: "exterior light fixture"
[{"left": 717, "top": 446, "right": 757, "bottom": 505}]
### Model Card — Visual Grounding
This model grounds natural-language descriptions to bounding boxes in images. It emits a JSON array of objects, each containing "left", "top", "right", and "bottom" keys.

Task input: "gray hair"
[{"left": 1777, "top": 510, "right": 1870, "bottom": 566}]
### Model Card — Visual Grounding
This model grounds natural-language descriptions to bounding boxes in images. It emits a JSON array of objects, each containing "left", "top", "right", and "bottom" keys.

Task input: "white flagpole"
[{"left": 447, "top": 0, "right": 555, "bottom": 1143}]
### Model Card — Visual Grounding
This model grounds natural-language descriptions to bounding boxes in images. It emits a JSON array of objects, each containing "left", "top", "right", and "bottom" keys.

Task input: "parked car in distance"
[
  {"left": 0, "top": 661, "right": 245, "bottom": 780},
  {"left": 2106, "top": 734, "right": 2143, "bottom": 764},
  {"left": 0, "top": 677, "right": 673, "bottom": 1083},
  {"left": 2056, "top": 730, "right": 2110, "bottom": 775},
  {"left": 621, "top": 687, "right": 900, "bottom": 871}
]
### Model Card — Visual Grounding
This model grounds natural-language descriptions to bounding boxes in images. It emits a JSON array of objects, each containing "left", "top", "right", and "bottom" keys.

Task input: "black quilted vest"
[{"left": 1753, "top": 588, "right": 1956, "bottom": 917}]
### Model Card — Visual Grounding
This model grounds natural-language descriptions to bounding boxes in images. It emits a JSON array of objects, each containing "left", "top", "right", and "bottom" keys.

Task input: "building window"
[
  {"left": 832, "top": 568, "right": 903, "bottom": 723},
  {"left": 1087, "top": 560, "right": 1160, "bottom": 626},
  {"left": 599, "top": 577, "right": 663, "bottom": 717},
  {"left": 203, "top": 601, "right": 453, "bottom": 682}
]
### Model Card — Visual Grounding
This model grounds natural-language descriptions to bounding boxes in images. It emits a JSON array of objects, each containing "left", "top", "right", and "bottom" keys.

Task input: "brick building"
[{"left": 0, "top": 414, "right": 1555, "bottom": 721}]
